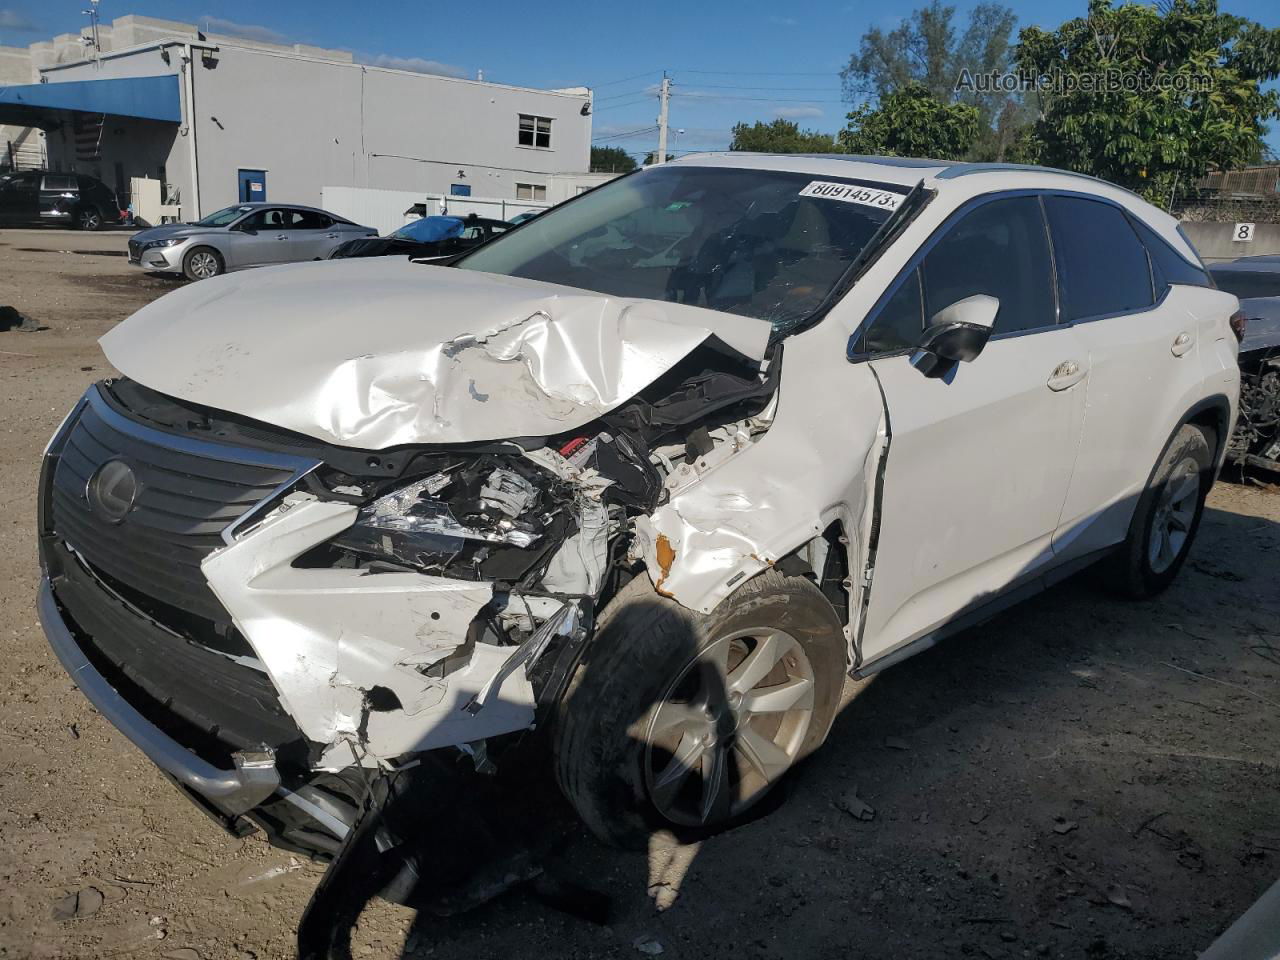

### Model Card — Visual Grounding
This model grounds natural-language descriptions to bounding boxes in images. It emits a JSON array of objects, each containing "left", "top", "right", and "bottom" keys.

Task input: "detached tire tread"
[{"left": 553, "top": 569, "right": 845, "bottom": 849}]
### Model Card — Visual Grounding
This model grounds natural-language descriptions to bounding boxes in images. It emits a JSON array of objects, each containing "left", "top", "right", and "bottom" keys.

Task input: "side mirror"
[{"left": 911, "top": 294, "right": 998, "bottom": 379}]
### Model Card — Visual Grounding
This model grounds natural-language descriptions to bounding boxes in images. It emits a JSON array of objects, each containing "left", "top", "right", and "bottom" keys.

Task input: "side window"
[
  {"left": 862, "top": 268, "right": 924, "bottom": 353},
  {"left": 289, "top": 210, "right": 329, "bottom": 230},
  {"left": 41, "top": 175, "right": 76, "bottom": 191},
  {"left": 241, "top": 209, "right": 284, "bottom": 230},
  {"left": 1128, "top": 216, "right": 1212, "bottom": 293},
  {"left": 1044, "top": 196, "right": 1154, "bottom": 321},
  {"left": 921, "top": 196, "right": 1056, "bottom": 334}
]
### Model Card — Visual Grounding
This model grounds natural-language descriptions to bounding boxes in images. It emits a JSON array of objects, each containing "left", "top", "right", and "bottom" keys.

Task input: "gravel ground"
[{"left": 1, "top": 226, "right": 1278, "bottom": 960}]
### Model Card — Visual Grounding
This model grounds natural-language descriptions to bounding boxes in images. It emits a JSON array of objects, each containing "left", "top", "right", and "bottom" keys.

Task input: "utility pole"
[{"left": 655, "top": 75, "right": 671, "bottom": 165}]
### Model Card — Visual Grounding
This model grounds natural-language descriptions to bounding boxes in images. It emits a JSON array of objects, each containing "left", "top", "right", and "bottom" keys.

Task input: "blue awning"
[{"left": 0, "top": 74, "right": 181, "bottom": 123}]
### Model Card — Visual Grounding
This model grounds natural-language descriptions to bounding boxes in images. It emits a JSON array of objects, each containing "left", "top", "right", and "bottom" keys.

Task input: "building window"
[
  {"left": 450, "top": 183, "right": 472, "bottom": 197},
  {"left": 516, "top": 183, "right": 547, "bottom": 201},
  {"left": 518, "top": 114, "right": 552, "bottom": 149}
]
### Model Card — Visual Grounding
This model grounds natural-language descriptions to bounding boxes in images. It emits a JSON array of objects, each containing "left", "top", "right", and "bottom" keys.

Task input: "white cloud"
[
  {"left": 0, "top": 8, "right": 38, "bottom": 31},
  {"left": 356, "top": 52, "right": 468, "bottom": 79},
  {"left": 199, "top": 15, "right": 289, "bottom": 45},
  {"left": 774, "top": 106, "right": 824, "bottom": 120}
]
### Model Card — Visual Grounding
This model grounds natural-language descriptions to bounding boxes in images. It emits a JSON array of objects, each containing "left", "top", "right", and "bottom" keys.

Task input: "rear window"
[
  {"left": 1210, "top": 265, "right": 1280, "bottom": 300},
  {"left": 1044, "top": 196, "right": 1153, "bottom": 321},
  {"left": 1128, "top": 217, "right": 1212, "bottom": 294}
]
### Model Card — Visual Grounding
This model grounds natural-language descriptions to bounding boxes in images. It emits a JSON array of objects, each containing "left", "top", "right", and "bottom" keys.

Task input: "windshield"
[
  {"left": 458, "top": 166, "right": 904, "bottom": 331},
  {"left": 392, "top": 216, "right": 464, "bottom": 243},
  {"left": 195, "top": 205, "right": 253, "bottom": 227}
]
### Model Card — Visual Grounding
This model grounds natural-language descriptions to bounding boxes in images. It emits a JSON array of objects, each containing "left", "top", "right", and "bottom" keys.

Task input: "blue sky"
[{"left": 2, "top": 0, "right": 1278, "bottom": 158}]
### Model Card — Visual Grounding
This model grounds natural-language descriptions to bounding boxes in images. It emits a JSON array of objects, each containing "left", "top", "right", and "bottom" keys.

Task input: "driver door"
[
  {"left": 229, "top": 208, "right": 291, "bottom": 267},
  {"left": 857, "top": 194, "right": 1088, "bottom": 664}
]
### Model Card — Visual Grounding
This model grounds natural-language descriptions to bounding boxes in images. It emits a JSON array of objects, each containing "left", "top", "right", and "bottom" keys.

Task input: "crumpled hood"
[{"left": 100, "top": 258, "right": 770, "bottom": 448}]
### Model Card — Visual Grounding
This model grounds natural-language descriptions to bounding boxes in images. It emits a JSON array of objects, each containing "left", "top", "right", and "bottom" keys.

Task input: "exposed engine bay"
[{"left": 88, "top": 339, "right": 783, "bottom": 777}]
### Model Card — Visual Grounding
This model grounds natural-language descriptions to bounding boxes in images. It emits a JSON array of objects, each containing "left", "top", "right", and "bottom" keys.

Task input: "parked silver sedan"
[{"left": 128, "top": 203, "right": 376, "bottom": 280}]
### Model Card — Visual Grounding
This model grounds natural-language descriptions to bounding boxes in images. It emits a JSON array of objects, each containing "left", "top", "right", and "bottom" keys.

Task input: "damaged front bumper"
[
  {"left": 37, "top": 577, "right": 281, "bottom": 814},
  {"left": 35, "top": 384, "right": 585, "bottom": 853}
]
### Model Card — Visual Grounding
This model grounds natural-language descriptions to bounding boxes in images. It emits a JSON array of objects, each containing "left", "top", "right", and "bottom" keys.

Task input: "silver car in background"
[{"left": 128, "top": 203, "right": 376, "bottom": 280}]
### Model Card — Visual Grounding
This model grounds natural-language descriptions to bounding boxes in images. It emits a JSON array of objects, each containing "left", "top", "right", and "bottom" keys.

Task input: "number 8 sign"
[{"left": 1234, "top": 222, "right": 1255, "bottom": 243}]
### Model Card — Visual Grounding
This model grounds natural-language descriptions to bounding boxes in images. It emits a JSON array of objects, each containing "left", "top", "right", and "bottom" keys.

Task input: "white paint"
[
  {"left": 201, "top": 495, "right": 536, "bottom": 765},
  {"left": 1234, "top": 222, "right": 1255, "bottom": 243},
  {"left": 99, "top": 257, "right": 770, "bottom": 449}
]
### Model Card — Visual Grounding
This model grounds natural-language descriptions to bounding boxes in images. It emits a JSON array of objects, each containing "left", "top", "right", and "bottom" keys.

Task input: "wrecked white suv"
[{"left": 39, "top": 155, "right": 1240, "bottom": 858}]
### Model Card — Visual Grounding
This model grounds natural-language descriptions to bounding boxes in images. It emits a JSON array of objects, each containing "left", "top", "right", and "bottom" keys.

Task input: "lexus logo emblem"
[{"left": 87, "top": 459, "right": 138, "bottom": 524}]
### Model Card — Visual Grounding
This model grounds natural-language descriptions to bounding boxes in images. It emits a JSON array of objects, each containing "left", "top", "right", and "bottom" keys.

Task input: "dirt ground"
[{"left": 1, "top": 226, "right": 1278, "bottom": 960}]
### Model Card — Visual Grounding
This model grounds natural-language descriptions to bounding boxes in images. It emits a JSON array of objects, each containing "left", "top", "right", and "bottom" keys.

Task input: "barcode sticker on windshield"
[{"left": 799, "top": 181, "right": 904, "bottom": 210}]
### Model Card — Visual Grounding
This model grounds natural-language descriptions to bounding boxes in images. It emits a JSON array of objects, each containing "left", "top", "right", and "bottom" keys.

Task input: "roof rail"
[{"left": 936, "top": 161, "right": 1142, "bottom": 198}]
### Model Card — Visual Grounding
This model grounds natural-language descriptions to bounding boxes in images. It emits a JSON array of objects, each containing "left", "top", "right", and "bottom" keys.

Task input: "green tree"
[
  {"left": 729, "top": 119, "right": 841, "bottom": 153},
  {"left": 589, "top": 146, "right": 638, "bottom": 173},
  {"left": 841, "top": 1, "right": 1026, "bottom": 160},
  {"left": 839, "top": 83, "right": 980, "bottom": 159},
  {"left": 1016, "top": 0, "right": 1280, "bottom": 199}
]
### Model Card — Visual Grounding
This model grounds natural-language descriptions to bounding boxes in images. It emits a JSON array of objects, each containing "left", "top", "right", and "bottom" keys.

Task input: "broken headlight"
[{"left": 329, "top": 456, "right": 573, "bottom": 581}]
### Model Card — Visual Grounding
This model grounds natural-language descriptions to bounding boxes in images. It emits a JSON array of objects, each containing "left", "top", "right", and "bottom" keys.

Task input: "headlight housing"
[
  {"left": 142, "top": 238, "right": 184, "bottom": 251},
  {"left": 328, "top": 455, "right": 573, "bottom": 581}
]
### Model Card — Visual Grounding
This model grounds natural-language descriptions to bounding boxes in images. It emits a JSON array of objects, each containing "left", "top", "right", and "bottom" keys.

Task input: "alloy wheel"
[
  {"left": 188, "top": 251, "right": 220, "bottom": 279},
  {"left": 643, "top": 628, "right": 816, "bottom": 827},
  {"left": 78, "top": 208, "right": 101, "bottom": 230},
  {"left": 1149, "top": 456, "right": 1200, "bottom": 574}
]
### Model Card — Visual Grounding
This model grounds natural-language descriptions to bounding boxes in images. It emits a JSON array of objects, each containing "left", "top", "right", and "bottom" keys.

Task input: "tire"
[
  {"left": 183, "top": 246, "right": 224, "bottom": 281},
  {"left": 1103, "top": 423, "right": 1214, "bottom": 599},
  {"left": 74, "top": 206, "right": 103, "bottom": 231},
  {"left": 553, "top": 568, "right": 846, "bottom": 849}
]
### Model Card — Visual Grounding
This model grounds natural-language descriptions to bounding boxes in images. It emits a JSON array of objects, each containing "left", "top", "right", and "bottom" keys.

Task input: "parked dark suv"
[{"left": 0, "top": 170, "right": 121, "bottom": 230}]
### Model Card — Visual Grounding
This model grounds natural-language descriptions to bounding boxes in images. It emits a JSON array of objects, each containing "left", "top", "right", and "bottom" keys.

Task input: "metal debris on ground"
[
  {"left": 834, "top": 787, "right": 876, "bottom": 821},
  {"left": 1105, "top": 885, "right": 1133, "bottom": 910},
  {"left": 633, "top": 934, "right": 665, "bottom": 955}
]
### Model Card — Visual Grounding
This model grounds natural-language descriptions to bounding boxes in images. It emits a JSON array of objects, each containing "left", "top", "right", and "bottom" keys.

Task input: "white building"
[{"left": 0, "top": 14, "right": 601, "bottom": 221}]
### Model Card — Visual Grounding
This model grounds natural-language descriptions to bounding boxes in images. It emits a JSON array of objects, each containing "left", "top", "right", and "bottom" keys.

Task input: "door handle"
[
  {"left": 324, "top": 233, "right": 338, "bottom": 238},
  {"left": 1047, "top": 359, "right": 1087, "bottom": 391},
  {"left": 1171, "top": 331, "right": 1194, "bottom": 357},
  {"left": 275, "top": 233, "right": 288, "bottom": 240}
]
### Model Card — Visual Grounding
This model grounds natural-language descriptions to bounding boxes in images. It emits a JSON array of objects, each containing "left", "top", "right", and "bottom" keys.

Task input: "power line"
[
  {"left": 592, "top": 125, "right": 659, "bottom": 142},
  {"left": 590, "top": 69, "right": 660, "bottom": 88},
  {"left": 673, "top": 68, "right": 840, "bottom": 76},
  {"left": 594, "top": 87, "right": 655, "bottom": 103},
  {"left": 673, "top": 92, "right": 846, "bottom": 103},
  {"left": 674, "top": 83, "right": 840, "bottom": 92},
  {"left": 592, "top": 97, "right": 655, "bottom": 113}
]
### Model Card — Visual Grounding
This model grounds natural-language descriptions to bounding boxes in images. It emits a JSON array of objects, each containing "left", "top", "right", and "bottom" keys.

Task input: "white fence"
[{"left": 320, "top": 186, "right": 550, "bottom": 236}]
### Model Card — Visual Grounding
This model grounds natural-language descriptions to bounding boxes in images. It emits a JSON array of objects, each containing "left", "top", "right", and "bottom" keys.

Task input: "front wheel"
[
  {"left": 1103, "top": 423, "right": 1214, "bottom": 598},
  {"left": 182, "top": 246, "right": 224, "bottom": 281},
  {"left": 553, "top": 569, "right": 847, "bottom": 849}
]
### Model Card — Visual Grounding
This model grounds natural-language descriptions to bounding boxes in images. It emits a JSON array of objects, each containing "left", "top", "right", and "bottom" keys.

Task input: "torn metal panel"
[
  {"left": 99, "top": 259, "right": 769, "bottom": 450},
  {"left": 201, "top": 495, "right": 537, "bottom": 766},
  {"left": 631, "top": 322, "right": 889, "bottom": 636}
]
